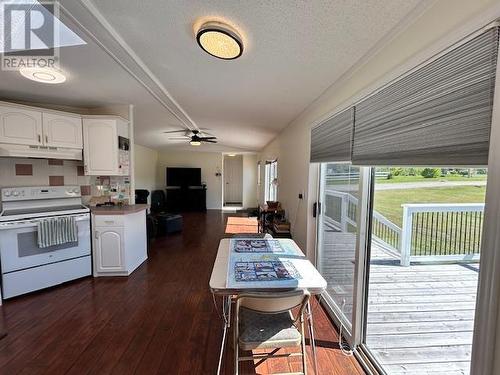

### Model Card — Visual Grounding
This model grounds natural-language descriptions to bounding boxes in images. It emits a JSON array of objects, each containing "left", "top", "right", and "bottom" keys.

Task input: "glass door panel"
[
  {"left": 362, "top": 166, "right": 486, "bottom": 375},
  {"left": 317, "top": 163, "right": 361, "bottom": 334}
]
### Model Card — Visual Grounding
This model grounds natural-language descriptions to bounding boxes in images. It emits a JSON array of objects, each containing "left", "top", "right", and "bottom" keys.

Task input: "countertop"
[{"left": 90, "top": 204, "right": 148, "bottom": 215}]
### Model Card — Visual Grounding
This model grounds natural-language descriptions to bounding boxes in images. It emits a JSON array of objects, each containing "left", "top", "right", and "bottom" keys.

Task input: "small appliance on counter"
[{"left": 0, "top": 186, "right": 91, "bottom": 299}]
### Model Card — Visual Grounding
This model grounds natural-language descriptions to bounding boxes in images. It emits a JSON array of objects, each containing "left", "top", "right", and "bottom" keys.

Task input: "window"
[{"left": 265, "top": 160, "right": 278, "bottom": 202}]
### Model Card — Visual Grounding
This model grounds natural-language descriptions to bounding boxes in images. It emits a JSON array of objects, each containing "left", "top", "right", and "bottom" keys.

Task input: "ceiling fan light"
[{"left": 190, "top": 140, "right": 201, "bottom": 146}]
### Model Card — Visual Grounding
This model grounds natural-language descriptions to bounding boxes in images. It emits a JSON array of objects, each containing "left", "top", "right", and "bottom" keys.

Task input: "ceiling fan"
[{"left": 163, "top": 129, "right": 217, "bottom": 146}]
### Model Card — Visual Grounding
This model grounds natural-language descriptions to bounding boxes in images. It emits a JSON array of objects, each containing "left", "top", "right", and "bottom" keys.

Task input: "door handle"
[
  {"left": 313, "top": 202, "right": 321, "bottom": 218},
  {"left": 95, "top": 231, "right": 99, "bottom": 240}
]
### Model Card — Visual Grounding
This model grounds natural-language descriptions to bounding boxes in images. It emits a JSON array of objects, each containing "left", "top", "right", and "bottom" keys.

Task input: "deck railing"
[
  {"left": 324, "top": 190, "right": 484, "bottom": 266},
  {"left": 324, "top": 190, "right": 402, "bottom": 256},
  {"left": 400, "top": 203, "right": 484, "bottom": 266}
]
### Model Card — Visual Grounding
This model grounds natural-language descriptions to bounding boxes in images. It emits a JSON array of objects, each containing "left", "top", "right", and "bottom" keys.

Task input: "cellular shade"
[
  {"left": 352, "top": 26, "right": 499, "bottom": 166},
  {"left": 310, "top": 108, "right": 354, "bottom": 163}
]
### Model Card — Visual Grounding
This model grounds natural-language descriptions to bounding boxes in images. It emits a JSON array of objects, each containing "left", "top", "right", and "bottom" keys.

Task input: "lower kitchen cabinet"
[{"left": 91, "top": 207, "right": 147, "bottom": 277}]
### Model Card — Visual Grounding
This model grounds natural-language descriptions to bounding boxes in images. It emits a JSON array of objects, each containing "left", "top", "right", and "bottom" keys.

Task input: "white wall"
[
  {"left": 242, "top": 154, "right": 258, "bottom": 208},
  {"left": 134, "top": 144, "right": 160, "bottom": 203},
  {"left": 157, "top": 150, "right": 223, "bottom": 209},
  {"left": 259, "top": 0, "right": 500, "bottom": 254}
]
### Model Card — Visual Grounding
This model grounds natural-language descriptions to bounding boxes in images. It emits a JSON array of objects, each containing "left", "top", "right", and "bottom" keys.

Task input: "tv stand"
[{"left": 165, "top": 185, "right": 207, "bottom": 212}]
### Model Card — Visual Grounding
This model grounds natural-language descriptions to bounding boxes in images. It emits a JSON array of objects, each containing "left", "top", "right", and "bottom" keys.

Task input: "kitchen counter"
[{"left": 90, "top": 204, "right": 148, "bottom": 215}]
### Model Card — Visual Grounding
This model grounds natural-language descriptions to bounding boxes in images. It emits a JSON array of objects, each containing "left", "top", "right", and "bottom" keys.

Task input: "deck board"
[{"left": 320, "top": 232, "right": 478, "bottom": 374}]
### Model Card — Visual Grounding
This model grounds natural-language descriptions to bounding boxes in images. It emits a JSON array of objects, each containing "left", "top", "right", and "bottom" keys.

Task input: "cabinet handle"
[
  {"left": 45, "top": 135, "right": 48, "bottom": 143},
  {"left": 95, "top": 231, "right": 99, "bottom": 239},
  {"left": 38, "top": 134, "right": 41, "bottom": 143}
]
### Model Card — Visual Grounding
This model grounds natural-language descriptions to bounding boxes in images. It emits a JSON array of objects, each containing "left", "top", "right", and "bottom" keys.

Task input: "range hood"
[{"left": 0, "top": 143, "right": 82, "bottom": 160}]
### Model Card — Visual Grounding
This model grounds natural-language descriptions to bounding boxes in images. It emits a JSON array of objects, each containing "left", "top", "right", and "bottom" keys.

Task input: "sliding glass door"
[
  {"left": 316, "top": 163, "right": 363, "bottom": 340},
  {"left": 360, "top": 166, "right": 486, "bottom": 375},
  {"left": 316, "top": 165, "right": 486, "bottom": 375}
]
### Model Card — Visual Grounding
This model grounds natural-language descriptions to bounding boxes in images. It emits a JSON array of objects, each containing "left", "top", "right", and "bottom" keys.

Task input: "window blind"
[
  {"left": 310, "top": 107, "right": 354, "bottom": 163},
  {"left": 352, "top": 26, "right": 499, "bottom": 166}
]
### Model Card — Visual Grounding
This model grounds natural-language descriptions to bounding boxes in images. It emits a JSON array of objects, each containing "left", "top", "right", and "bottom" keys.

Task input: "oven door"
[{"left": 0, "top": 213, "right": 90, "bottom": 273}]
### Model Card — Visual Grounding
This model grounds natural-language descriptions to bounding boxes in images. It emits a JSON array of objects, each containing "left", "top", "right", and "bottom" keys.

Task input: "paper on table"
[{"left": 227, "top": 239, "right": 306, "bottom": 289}]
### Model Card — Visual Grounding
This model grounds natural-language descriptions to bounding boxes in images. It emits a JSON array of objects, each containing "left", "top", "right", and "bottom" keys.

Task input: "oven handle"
[{"left": 0, "top": 214, "right": 90, "bottom": 229}]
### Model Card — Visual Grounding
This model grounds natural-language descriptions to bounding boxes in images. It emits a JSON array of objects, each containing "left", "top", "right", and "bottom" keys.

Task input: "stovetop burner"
[{"left": 0, "top": 186, "right": 89, "bottom": 222}]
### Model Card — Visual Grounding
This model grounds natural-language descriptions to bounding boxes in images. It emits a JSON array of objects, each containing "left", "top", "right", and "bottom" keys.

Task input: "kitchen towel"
[{"left": 37, "top": 216, "right": 78, "bottom": 248}]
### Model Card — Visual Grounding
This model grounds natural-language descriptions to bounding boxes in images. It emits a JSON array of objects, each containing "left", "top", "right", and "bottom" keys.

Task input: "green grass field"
[
  {"left": 375, "top": 175, "right": 487, "bottom": 184},
  {"left": 373, "top": 185, "right": 487, "bottom": 227},
  {"left": 326, "top": 174, "right": 487, "bottom": 186}
]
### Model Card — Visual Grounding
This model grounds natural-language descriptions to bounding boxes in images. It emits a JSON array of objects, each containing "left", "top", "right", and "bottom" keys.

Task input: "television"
[{"left": 166, "top": 167, "right": 202, "bottom": 187}]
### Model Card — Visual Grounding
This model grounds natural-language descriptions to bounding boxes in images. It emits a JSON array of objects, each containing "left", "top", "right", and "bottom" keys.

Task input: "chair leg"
[
  {"left": 234, "top": 327, "right": 239, "bottom": 375},
  {"left": 301, "top": 316, "right": 307, "bottom": 375}
]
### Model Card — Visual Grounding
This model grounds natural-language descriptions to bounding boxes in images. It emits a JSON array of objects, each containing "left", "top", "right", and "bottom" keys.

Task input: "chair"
[
  {"left": 233, "top": 290, "right": 310, "bottom": 375},
  {"left": 150, "top": 190, "right": 167, "bottom": 214},
  {"left": 232, "top": 233, "right": 273, "bottom": 239}
]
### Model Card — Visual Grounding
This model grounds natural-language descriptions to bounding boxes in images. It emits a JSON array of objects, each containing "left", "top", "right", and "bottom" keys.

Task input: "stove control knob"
[
  {"left": 12, "top": 191, "right": 19, "bottom": 197},
  {"left": 4, "top": 191, "right": 11, "bottom": 197}
]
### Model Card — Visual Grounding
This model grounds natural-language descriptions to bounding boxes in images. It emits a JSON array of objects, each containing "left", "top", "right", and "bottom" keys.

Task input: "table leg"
[
  {"left": 217, "top": 295, "right": 231, "bottom": 375},
  {"left": 306, "top": 301, "right": 318, "bottom": 375}
]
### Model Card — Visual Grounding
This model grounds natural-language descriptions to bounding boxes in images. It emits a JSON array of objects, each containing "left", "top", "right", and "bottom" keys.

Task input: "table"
[{"left": 209, "top": 238, "right": 327, "bottom": 374}]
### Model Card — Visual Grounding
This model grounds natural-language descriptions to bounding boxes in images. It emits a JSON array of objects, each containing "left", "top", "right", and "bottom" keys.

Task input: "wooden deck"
[{"left": 320, "top": 232, "right": 478, "bottom": 375}]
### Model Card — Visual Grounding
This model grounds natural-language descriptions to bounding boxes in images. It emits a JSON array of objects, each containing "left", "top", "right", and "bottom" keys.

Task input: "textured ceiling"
[
  {"left": 86, "top": 0, "right": 425, "bottom": 151},
  {"left": 0, "top": 0, "right": 426, "bottom": 152}
]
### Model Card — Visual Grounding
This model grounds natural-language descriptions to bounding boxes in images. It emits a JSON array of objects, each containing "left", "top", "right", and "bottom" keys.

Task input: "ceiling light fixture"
[
  {"left": 196, "top": 21, "right": 243, "bottom": 60},
  {"left": 227, "top": 154, "right": 236, "bottom": 157},
  {"left": 19, "top": 67, "right": 66, "bottom": 84},
  {"left": 190, "top": 140, "right": 201, "bottom": 146}
]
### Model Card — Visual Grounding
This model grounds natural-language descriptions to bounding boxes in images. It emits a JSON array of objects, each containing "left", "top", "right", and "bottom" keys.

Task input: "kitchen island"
[{"left": 90, "top": 204, "right": 148, "bottom": 277}]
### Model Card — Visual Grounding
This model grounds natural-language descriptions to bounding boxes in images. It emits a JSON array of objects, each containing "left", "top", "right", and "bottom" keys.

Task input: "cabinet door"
[
  {"left": 82, "top": 119, "right": 118, "bottom": 175},
  {"left": 42, "top": 113, "right": 82, "bottom": 148},
  {"left": 0, "top": 105, "right": 42, "bottom": 146},
  {"left": 95, "top": 227, "right": 124, "bottom": 272}
]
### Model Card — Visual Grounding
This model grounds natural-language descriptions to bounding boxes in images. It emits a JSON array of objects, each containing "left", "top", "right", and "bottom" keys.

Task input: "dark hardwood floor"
[{"left": 0, "top": 211, "right": 365, "bottom": 375}]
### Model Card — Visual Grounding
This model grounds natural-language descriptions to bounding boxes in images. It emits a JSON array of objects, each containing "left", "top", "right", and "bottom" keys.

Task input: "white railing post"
[
  {"left": 400, "top": 205, "right": 413, "bottom": 266},
  {"left": 341, "top": 194, "right": 348, "bottom": 232}
]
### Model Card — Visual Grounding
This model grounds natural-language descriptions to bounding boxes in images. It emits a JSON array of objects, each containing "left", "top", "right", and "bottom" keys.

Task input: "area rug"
[{"left": 225, "top": 216, "right": 258, "bottom": 234}]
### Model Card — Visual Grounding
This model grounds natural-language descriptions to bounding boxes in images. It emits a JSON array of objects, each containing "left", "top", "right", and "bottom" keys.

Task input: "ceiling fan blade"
[
  {"left": 202, "top": 139, "right": 217, "bottom": 143},
  {"left": 168, "top": 136, "right": 191, "bottom": 140},
  {"left": 199, "top": 136, "right": 217, "bottom": 140},
  {"left": 163, "top": 129, "right": 190, "bottom": 134}
]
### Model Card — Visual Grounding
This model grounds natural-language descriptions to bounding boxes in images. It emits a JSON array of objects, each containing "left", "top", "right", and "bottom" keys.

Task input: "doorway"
[{"left": 223, "top": 154, "right": 243, "bottom": 207}]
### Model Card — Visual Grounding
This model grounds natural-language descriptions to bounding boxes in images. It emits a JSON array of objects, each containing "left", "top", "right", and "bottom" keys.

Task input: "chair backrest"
[
  {"left": 135, "top": 189, "right": 150, "bottom": 204},
  {"left": 236, "top": 290, "right": 310, "bottom": 316},
  {"left": 232, "top": 233, "right": 273, "bottom": 239},
  {"left": 151, "top": 190, "right": 166, "bottom": 213}
]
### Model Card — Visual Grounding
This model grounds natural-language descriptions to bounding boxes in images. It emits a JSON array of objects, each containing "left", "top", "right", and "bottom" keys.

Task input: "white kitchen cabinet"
[
  {"left": 42, "top": 113, "right": 82, "bottom": 148},
  {"left": 94, "top": 227, "right": 124, "bottom": 273},
  {"left": 92, "top": 208, "right": 147, "bottom": 277},
  {"left": 0, "top": 105, "right": 43, "bottom": 146},
  {"left": 82, "top": 117, "right": 129, "bottom": 176}
]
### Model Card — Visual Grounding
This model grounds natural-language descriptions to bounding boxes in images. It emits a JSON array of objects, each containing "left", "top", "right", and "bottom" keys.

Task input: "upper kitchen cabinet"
[
  {"left": 42, "top": 113, "right": 83, "bottom": 149},
  {"left": 82, "top": 117, "right": 129, "bottom": 176},
  {"left": 0, "top": 105, "right": 43, "bottom": 146}
]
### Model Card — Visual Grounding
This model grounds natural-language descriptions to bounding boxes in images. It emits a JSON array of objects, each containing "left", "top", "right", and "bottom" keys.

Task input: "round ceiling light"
[
  {"left": 19, "top": 67, "right": 66, "bottom": 84},
  {"left": 190, "top": 140, "right": 201, "bottom": 146},
  {"left": 196, "top": 21, "right": 243, "bottom": 60}
]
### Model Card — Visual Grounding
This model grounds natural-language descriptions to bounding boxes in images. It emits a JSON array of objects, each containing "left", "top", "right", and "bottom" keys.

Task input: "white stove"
[{"left": 0, "top": 186, "right": 91, "bottom": 299}]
